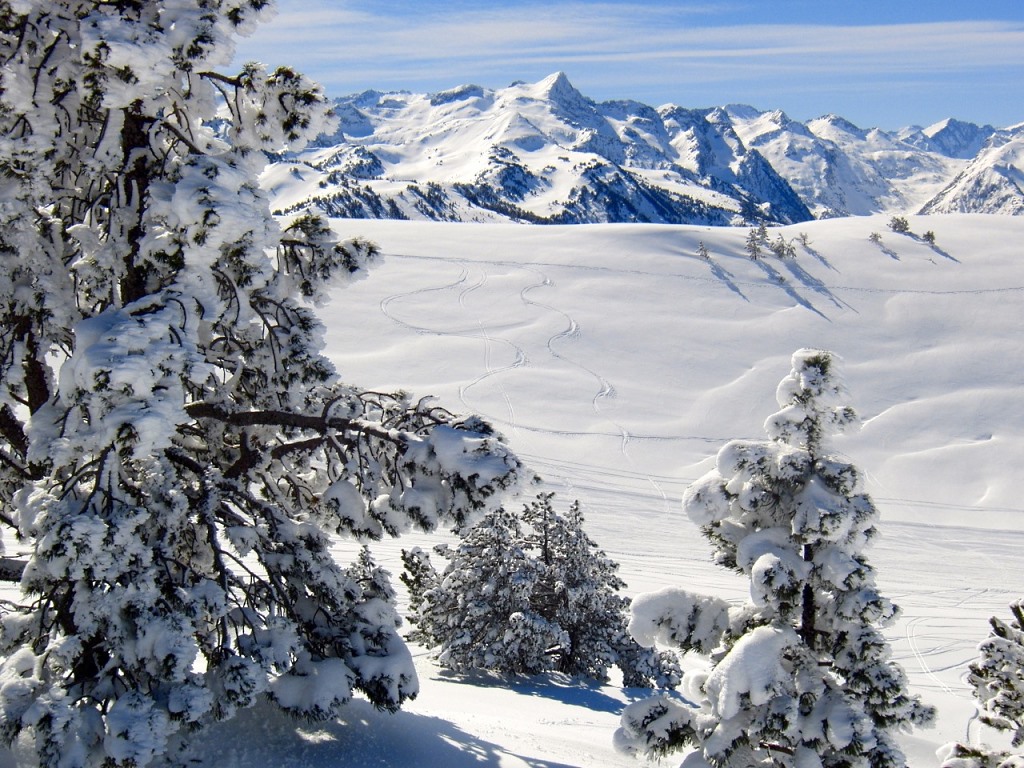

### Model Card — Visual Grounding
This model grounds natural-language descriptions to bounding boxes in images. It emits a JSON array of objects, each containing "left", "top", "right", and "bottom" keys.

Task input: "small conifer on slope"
[
  {"left": 616, "top": 349, "right": 934, "bottom": 767},
  {"left": 403, "top": 493, "right": 679, "bottom": 687},
  {"left": 941, "top": 600, "right": 1024, "bottom": 768}
]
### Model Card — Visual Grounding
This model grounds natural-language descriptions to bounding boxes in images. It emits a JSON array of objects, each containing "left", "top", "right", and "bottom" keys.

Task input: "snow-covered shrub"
[
  {"left": 616, "top": 349, "right": 933, "bottom": 767},
  {"left": 406, "top": 493, "right": 677, "bottom": 686},
  {"left": 941, "top": 600, "right": 1024, "bottom": 768},
  {"left": 769, "top": 235, "right": 797, "bottom": 259},
  {"left": 0, "top": 3, "right": 521, "bottom": 766}
]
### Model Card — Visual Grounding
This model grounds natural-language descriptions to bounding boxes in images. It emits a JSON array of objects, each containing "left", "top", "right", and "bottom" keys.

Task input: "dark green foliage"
[
  {"left": 888, "top": 215, "right": 911, "bottom": 233},
  {"left": 403, "top": 493, "right": 679, "bottom": 687}
]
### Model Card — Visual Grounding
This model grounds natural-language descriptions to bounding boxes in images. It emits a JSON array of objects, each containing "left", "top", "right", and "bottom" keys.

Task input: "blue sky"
[{"left": 234, "top": 1, "right": 1024, "bottom": 130}]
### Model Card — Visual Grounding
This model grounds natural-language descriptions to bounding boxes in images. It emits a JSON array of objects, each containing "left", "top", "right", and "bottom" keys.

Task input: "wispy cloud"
[
  {"left": 234, "top": 2, "right": 1024, "bottom": 126},
  {"left": 244, "top": 5, "right": 1024, "bottom": 72}
]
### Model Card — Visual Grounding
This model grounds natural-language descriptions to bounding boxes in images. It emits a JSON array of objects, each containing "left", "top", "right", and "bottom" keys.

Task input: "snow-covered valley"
[
  {"left": 190, "top": 214, "right": 1024, "bottom": 767},
  {"left": 4, "top": 214, "right": 1021, "bottom": 767}
]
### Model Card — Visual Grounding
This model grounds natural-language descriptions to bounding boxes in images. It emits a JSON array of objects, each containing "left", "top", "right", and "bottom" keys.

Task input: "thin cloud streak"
[
  {"left": 234, "top": 4, "right": 1024, "bottom": 127},
  {"left": 244, "top": 8, "right": 1024, "bottom": 71}
]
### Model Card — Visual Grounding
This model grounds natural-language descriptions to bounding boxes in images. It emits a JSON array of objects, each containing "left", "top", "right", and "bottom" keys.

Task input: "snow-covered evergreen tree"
[
  {"left": 888, "top": 215, "right": 911, "bottom": 234},
  {"left": 769, "top": 234, "right": 797, "bottom": 259},
  {"left": 745, "top": 229, "right": 763, "bottom": 260},
  {"left": 399, "top": 546, "right": 441, "bottom": 646},
  {"left": 407, "top": 493, "right": 677, "bottom": 686},
  {"left": 0, "top": 2, "right": 521, "bottom": 765},
  {"left": 617, "top": 349, "right": 933, "bottom": 768},
  {"left": 941, "top": 600, "right": 1024, "bottom": 768},
  {"left": 522, "top": 494, "right": 676, "bottom": 685},
  {"left": 414, "top": 507, "right": 562, "bottom": 675}
]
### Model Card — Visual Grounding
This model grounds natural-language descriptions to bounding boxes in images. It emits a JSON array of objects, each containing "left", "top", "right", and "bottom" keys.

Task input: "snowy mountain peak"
[
  {"left": 428, "top": 83, "right": 487, "bottom": 107},
  {"left": 920, "top": 117, "right": 997, "bottom": 159},
  {"left": 924, "top": 117, "right": 964, "bottom": 138},
  {"left": 921, "top": 131, "right": 1024, "bottom": 215},
  {"left": 269, "top": 74, "right": 812, "bottom": 226},
  {"left": 720, "top": 104, "right": 763, "bottom": 121},
  {"left": 810, "top": 114, "right": 867, "bottom": 140},
  {"left": 534, "top": 71, "right": 582, "bottom": 101}
]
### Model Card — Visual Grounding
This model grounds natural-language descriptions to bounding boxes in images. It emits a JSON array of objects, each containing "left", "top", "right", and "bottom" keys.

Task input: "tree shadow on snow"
[
  {"left": 871, "top": 240, "right": 900, "bottom": 260},
  {"left": 777, "top": 257, "right": 851, "bottom": 312},
  {"left": 705, "top": 258, "right": 749, "bottom": 301},
  {"left": 754, "top": 259, "right": 829, "bottom": 321},
  {"left": 507, "top": 676, "right": 628, "bottom": 714},
  {"left": 799, "top": 243, "right": 837, "bottom": 271},
  {"left": 187, "top": 698, "right": 580, "bottom": 768},
  {"left": 922, "top": 241, "right": 959, "bottom": 263},
  {"left": 436, "top": 668, "right": 626, "bottom": 714}
]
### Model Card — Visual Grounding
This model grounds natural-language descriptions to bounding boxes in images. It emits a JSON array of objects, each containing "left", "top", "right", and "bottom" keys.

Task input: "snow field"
[
  {"left": 5, "top": 214, "right": 1021, "bottom": 767},
  {"left": 317, "top": 214, "right": 1024, "bottom": 765}
]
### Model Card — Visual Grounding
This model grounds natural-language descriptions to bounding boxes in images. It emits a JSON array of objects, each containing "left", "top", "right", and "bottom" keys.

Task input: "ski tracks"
[
  {"left": 378, "top": 257, "right": 668, "bottom": 506},
  {"left": 514, "top": 268, "right": 667, "bottom": 503},
  {"left": 518, "top": 268, "right": 618, "bottom": 418},
  {"left": 379, "top": 266, "right": 527, "bottom": 433}
]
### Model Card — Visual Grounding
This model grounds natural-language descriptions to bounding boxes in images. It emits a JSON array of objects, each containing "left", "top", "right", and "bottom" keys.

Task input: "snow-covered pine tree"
[
  {"left": 399, "top": 546, "right": 442, "bottom": 646},
  {"left": 769, "top": 234, "right": 796, "bottom": 259},
  {"left": 888, "top": 215, "right": 911, "bottom": 234},
  {"left": 413, "top": 507, "right": 563, "bottom": 675},
  {"left": 0, "top": 2, "right": 521, "bottom": 766},
  {"left": 941, "top": 600, "right": 1024, "bottom": 768},
  {"left": 407, "top": 493, "right": 677, "bottom": 686},
  {"left": 617, "top": 349, "right": 933, "bottom": 768},
  {"left": 521, "top": 493, "right": 677, "bottom": 686},
  {"left": 745, "top": 228, "right": 763, "bottom": 260}
]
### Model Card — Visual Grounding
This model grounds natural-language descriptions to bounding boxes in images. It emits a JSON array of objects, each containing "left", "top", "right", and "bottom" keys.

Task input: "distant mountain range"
[{"left": 263, "top": 72, "right": 1024, "bottom": 225}]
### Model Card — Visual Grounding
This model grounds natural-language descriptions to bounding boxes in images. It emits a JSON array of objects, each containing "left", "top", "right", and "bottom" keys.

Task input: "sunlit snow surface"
[
  {"left": 309, "top": 214, "right": 1023, "bottom": 767},
  {"left": 6, "top": 214, "right": 1023, "bottom": 767}
]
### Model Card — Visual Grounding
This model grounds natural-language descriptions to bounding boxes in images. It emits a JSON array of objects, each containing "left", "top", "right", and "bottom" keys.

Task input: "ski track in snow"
[
  {"left": 517, "top": 267, "right": 617, "bottom": 415},
  {"left": 382, "top": 250, "right": 1024, "bottom": 297},
  {"left": 379, "top": 259, "right": 622, "bottom": 434},
  {"left": 516, "top": 266, "right": 643, "bottom": 467},
  {"left": 378, "top": 256, "right": 672, "bottom": 511}
]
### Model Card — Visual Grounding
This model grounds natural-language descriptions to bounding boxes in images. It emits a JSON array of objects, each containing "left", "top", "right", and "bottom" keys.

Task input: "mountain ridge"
[{"left": 263, "top": 73, "right": 1023, "bottom": 225}]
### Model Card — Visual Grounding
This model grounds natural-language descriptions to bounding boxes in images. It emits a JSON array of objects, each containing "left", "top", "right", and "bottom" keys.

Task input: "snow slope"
[
  {"left": 5, "top": 214, "right": 1023, "bottom": 767},
  {"left": 316, "top": 214, "right": 1024, "bottom": 767}
]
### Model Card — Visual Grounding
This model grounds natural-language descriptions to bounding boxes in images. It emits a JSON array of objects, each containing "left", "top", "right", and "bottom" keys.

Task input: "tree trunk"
[
  {"left": 799, "top": 543, "right": 816, "bottom": 649},
  {"left": 119, "top": 101, "right": 151, "bottom": 305}
]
